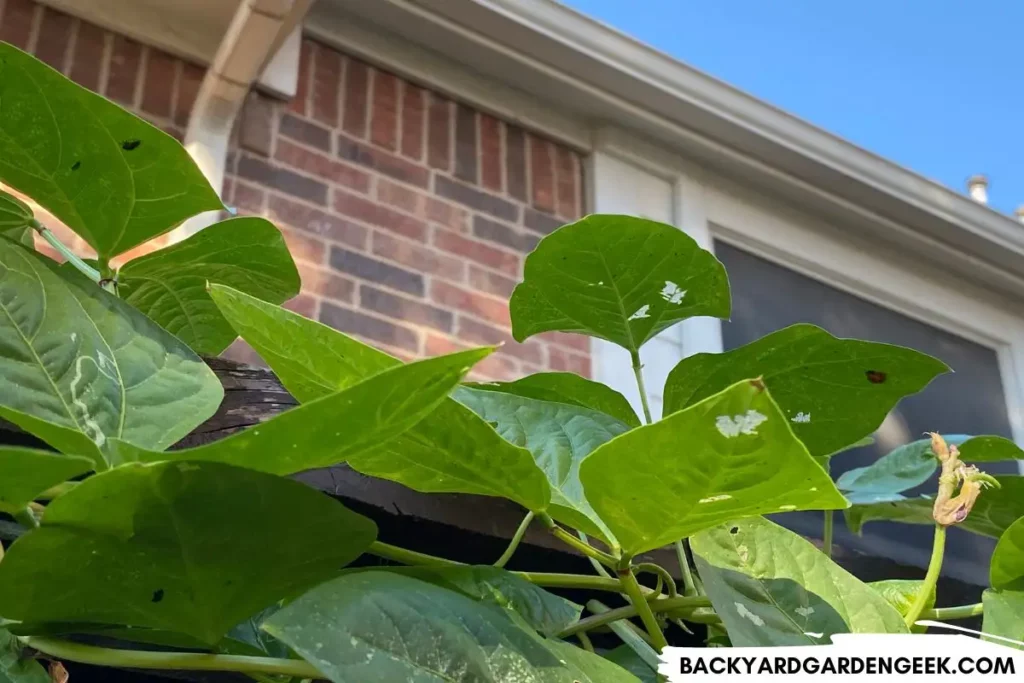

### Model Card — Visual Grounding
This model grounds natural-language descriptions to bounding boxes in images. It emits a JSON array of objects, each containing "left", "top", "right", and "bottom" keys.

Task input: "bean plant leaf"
[
  {"left": 509, "top": 215, "right": 730, "bottom": 353},
  {"left": 0, "top": 191, "right": 33, "bottom": 249},
  {"left": 0, "top": 238, "right": 223, "bottom": 465},
  {"left": 982, "top": 590, "right": 1024, "bottom": 650},
  {"left": 546, "top": 641, "right": 642, "bottom": 682},
  {"left": 467, "top": 372, "right": 640, "bottom": 428},
  {"left": 959, "top": 436, "right": 1024, "bottom": 463},
  {"left": 691, "top": 517, "right": 909, "bottom": 646},
  {"left": 835, "top": 435, "right": 970, "bottom": 504},
  {"left": 0, "top": 461, "right": 377, "bottom": 645},
  {"left": 990, "top": 516, "right": 1024, "bottom": 591},
  {"left": 210, "top": 285, "right": 551, "bottom": 512},
  {"left": 0, "top": 447, "right": 92, "bottom": 514},
  {"left": 107, "top": 348, "right": 493, "bottom": 475},
  {"left": 868, "top": 580, "right": 933, "bottom": 633},
  {"left": 377, "top": 565, "right": 582, "bottom": 637},
  {"left": 845, "top": 475, "right": 1024, "bottom": 538},
  {"left": 0, "top": 628, "right": 49, "bottom": 683},
  {"left": 601, "top": 645, "right": 661, "bottom": 683},
  {"left": 119, "top": 217, "right": 300, "bottom": 355},
  {"left": 0, "top": 44, "right": 222, "bottom": 258},
  {"left": 579, "top": 379, "right": 848, "bottom": 555},
  {"left": 263, "top": 571, "right": 637, "bottom": 683},
  {"left": 454, "top": 386, "right": 628, "bottom": 540},
  {"left": 663, "top": 324, "right": 949, "bottom": 458}
]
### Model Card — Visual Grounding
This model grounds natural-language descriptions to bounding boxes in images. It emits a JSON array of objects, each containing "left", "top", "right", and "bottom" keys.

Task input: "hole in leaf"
[
  {"left": 151, "top": 589, "right": 164, "bottom": 603},
  {"left": 729, "top": 526, "right": 739, "bottom": 535},
  {"left": 865, "top": 370, "right": 887, "bottom": 384},
  {"left": 71, "top": 161, "right": 81, "bottom": 171},
  {"left": 121, "top": 139, "right": 142, "bottom": 151}
]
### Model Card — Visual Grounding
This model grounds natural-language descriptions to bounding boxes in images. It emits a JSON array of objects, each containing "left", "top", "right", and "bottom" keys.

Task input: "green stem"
[
  {"left": 31, "top": 221, "right": 101, "bottom": 283},
  {"left": 557, "top": 595, "right": 712, "bottom": 638},
  {"left": 904, "top": 524, "right": 946, "bottom": 628},
  {"left": 20, "top": 637, "right": 321, "bottom": 679},
  {"left": 921, "top": 603, "right": 984, "bottom": 621},
  {"left": 14, "top": 507, "right": 38, "bottom": 529},
  {"left": 578, "top": 531, "right": 613, "bottom": 578},
  {"left": 823, "top": 511, "right": 834, "bottom": 559},
  {"left": 618, "top": 567, "right": 668, "bottom": 651},
  {"left": 586, "top": 600, "right": 660, "bottom": 667},
  {"left": 576, "top": 631, "right": 594, "bottom": 653},
  {"left": 494, "top": 511, "right": 534, "bottom": 568},
  {"left": 517, "top": 571, "right": 654, "bottom": 595},
  {"left": 538, "top": 514, "right": 618, "bottom": 567},
  {"left": 629, "top": 350, "right": 653, "bottom": 424},
  {"left": 367, "top": 540, "right": 463, "bottom": 567},
  {"left": 36, "top": 481, "right": 79, "bottom": 501},
  {"left": 674, "top": 540, "right": 698, "bottom": 596},
  {"left": 635, "top": 562, "right": 677, "bottom": 598}
]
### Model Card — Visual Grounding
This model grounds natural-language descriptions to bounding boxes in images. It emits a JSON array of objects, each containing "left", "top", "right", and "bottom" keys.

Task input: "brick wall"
[{"left": 0, "top": 0, "right": 592, "bottom": 380}]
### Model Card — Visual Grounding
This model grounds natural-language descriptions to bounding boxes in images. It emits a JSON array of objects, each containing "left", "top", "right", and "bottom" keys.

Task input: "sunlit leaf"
[
  {"left": 990, "top": 516, "right": 1024, "bottom": 591},
  {"left": 868, "top": 580, "right": 933, "bottom": 633},
  {"left": 959, "top": 436, "right": 1024, "bottom": 463},
  {"left": 982, "top": 590, "right": 1024, "bottom": 650},
  {"left": 468, "top": 372, "right": 640, "bottom": 428},
  {"left": 0, "top": 447, "right": 92, "bottom": 514}
]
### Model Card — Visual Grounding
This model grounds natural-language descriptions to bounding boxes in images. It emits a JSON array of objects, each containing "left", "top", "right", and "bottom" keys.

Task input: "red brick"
[
  {"left": 555, "top": 147, "right": 579, "bottom": 219},
  {"left": 175, "top": 62, "right": 204, "bottom": 127},
  {"left": 370, "top": 70, "right": 399, "bottom": 151},
  {"left": 468, "top": 264, "right": 517, "bottom": 299},
  {"left": 0, "top": 0, "right": 36, "bottom": 49},
  {"left": 320, "top": 302, "right": 419, "bottom": 353},
  {"left": 268, "top": 194, "right": 367, "bottom": 249},
  {"left": 529, "top": 135, "right": 556, "bottom": 213},
  {"left": 342, "top": 56, "right": 369, "bottom": 137},
  {"left": 223, "top": 339, "right": 267, "bottom": 367},
  {"left": 434, "top": 176, "right": 517, "bottom": 222},
  {"left": 237, "top": 156, "right": 327, "bottom": 205},
  {"left": 456, "top": 316, "right": 543, "bottom": 365},
  {"left": 279, "top": 113, "right": 331, "bottom": 152},
  {"left": 238, "top": 93, "right": 276, "bottom": 157},
  {"left": 427, "top": 93, "right": 451, "bottom": 171},
  {"left": 298, "top": 264, "right": 355, "bottom": 303},
  {"left": 472, "top": 352, "right": 519, "bottom": 381},
  {"left": 548, "top": 346, "right": 591, "bottom": 377},
  {"left": 361, "top": 285, "right": 453, "bottom": 333},
  {"left": 335, "top": 189, "right": 427, "bottom": 242},
  {"left": 372, "top": 231, "right": 465, "bottom": 282},
  {"left": 431, "top": 280, "right": 509, "bottom": 327},
  {"left": 537, "top": 331, "right": 590, "bottom": 353},
  {"left": 35, "top": 7, "right": 72, "bottom": 71},
  {"left": 107, "top": 35, "right": 142, "bottom": 106},
  {"left": 480, "top": 115, "right": 503, "bottom": 193},
  {"left": 425, "top": 197, "right": 469, "bottom": 233},
  {"left": 454, "top": 104, "right": 477, "bottom": 183},
  {"left": 375, "top": 178, "right": 419, "bottom": 214},
  {"left": 400, "top": 82, "right": 425, "bottom": 161},
  {"left": 290, "top": 39, "right": 313, "bottom": 116},
  {"left": 275, "top": 139, "right": 370, "bottom": 192},
  {"left": 433, "top": 229, "right": 520, "bottom": 276},
  {"left": 425, "top": 333, "right": 469, "bottom": 357},
  {"left": 141, "top": 49, "right": 177, "bottom": 119},
  {"left": 280, "top": 227, "right": 326, "bottom": 265},
  {"left": 336, "top": 132, "right": 429, "bottom": 188},
  {"left": 312, "top": 42, "right": 341, "bottom": 127},
  {"left": 505, "top": 125, "right": 527, "bottom": 202},
  {"left": 232, "top": 180, "right": 266, "bottom": 214},
  {"left": 69, "top": 20, "right": 105, "bottom": 90},
  {"left": 284, "top": 293, "right": 318, "bottom": 318}
]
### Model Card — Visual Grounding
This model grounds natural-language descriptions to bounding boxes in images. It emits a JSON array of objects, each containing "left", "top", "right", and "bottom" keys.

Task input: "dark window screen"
[{"left": 715, "top": 240, "right": 1015, "bottom": 585}]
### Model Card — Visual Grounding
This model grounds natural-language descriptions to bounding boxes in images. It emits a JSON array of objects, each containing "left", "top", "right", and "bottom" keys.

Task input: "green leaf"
[
  {"left": 0, "top": 447, "right": 92, "bottom": 514},
  {"left": 982, "top": 590, "right": 1024, "bottom": 650},
  {"left": 211, "top": 285, "right": 551, "bottom": 512},
  {"left": 0, "top": 461, "right": 376, "bottom": 645},
  {"left": 579, "top": 380, "right": 848, "bottom": 555},
  {"left": 0, "top": 238, "right": 223, "bottom": 465},
  {"left": 0, "top": 44, "right": 222, "bottom": 258},
  {"left": 845, "top": 475, "right": 1024, "bottom": 538},
  {"left": 601, "top": 645, "right": 661, "bottom": 683},
  {"left": 119, "top": 217, "right": 300, "bottom": 355},
  {"left": 510, "top": 215, "right": 729, "bottom": 353},
  {"left": 990, "top": 516, "right": 1024, "bottom": 591},
  {"left": 0, "top": 628, "right": 48, "bottom": 683},
  {"left": 378, "top": 565, "right": 582, "bottom": 637},
  {"left": 663, "top": 324, "right": 949, "bottom": 458},
  {"left": 692, "top": 517, "right": 908, "bottom": 646},
  {"left": 220, "top": 604, "right": 291, "bottom": 659},
  {"left": 868, "top": 580, "right": 933, "bottom": 633},
  {"left": 959, "top": 436, "right": 1024, "bottom": 463},
  {"left": 835, "top": 435, "right": 970, "bottom": 504},
  {"left": 546, "top": 641, "right": 641, "bottom": 682},
  {"left": 468, "top": 372, "right": 641, "bottom": 428},
  {"left": 0, "top": 192, "right": 33, "bottom": 249},
  {"left": 454, "top": 386, "right": 628, "bottom": 539},
  {"left": 263, "top": 571, "right": 637, "bottom": 683},
  {"left": 107, "top": 348, "right": 493, "bottom": 475}
]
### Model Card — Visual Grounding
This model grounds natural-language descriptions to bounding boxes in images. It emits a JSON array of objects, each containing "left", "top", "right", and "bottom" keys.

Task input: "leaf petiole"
[
  {"left": 30, "top": 219, "right": 101, "bottom": 283},
  {"left": 618, "top": 565, "right": 668, "bottom": 651},
  {"left": 904, "top": 523, "right": 946, "bottom": 627},
  {"left": 538, "top": 514, "right": 618, "bottom": 567},
  {"left": 493, "top": 511, "right": 534, "bottom": 568},
  {"left": 921, "top": 603, "right": 983, "bottom": 621}
]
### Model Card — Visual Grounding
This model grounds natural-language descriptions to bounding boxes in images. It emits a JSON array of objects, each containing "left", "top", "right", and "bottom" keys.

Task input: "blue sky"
[{"left": 563, "top": 0, "right": 1023, "bottom": 216}]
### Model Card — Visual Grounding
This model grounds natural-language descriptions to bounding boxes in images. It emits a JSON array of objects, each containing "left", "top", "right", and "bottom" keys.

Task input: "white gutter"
[{"left": 177, "top": 0, "right": 312, "bottom": 239}]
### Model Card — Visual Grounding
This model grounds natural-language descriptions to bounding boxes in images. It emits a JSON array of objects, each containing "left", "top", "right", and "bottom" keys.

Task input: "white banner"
[{"left": 659, "top": 626, "right": 1024, "bottom": 681}]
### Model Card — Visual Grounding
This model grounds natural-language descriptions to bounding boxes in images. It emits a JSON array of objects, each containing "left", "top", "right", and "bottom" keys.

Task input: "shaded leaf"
[
  {"left": 468, "top": 372, "right": 640, "bottom": 428},
  {"left": 0, "top": 461, "right": 376, "bottom": 645},
  {"left": 601, "top": 645, "right": 661, "bottom": 683},
  {"left": 263, "top": 571, "right": 636, "bottom": 683},
  {"left": 835, "top": 435, "right": 970, "bottom": 504},
  {"left": 990, "top": 516, "right": 1024, "bottom": 591},
  {"left": 0, "top": 447, "right": 92, "bottom": 514},
  {"left": 868, "top": 580, "right": 933, "bottom": 633},
  {"left": 108, "top": 348, "right": 493, "bottom": 475},
  {"left": 119, "top": 217, "right": 299, "bottom": 355},
  {"left": 220, "top": 604, "right": 291, "bottom": 659},
  {"left": 580, "top": 380, "right": 847, "bottom": 555},
  {"left": 546, "top": 641, "right": 640, "bottom": 682},
  {"left": 210, "top": 285, "right": 551, "bottom": 512},
  {"left": 0, "top": 192, "right": 33, "bottom": 249},
  {"left": 454, "top": 386, "right": 628, "bottom": 539},
  {"left": 0, "top": 628, "right": 49, "bottom": 683},
  {"left": 982, "top": 590, "right": 1024, "bottom": 650},
  {"left": 663, "top": 324, "right": 949, "bottom": 457},
  {"left": 0, "top": 238, "right": 223, "bottom": 465},
  {"left": 510, "top": 215, "right": 729, "bottom": 353},
  {"left": 959, "top": 436, "right": 1024, "bottom": 463},
  {"left": 692, "top": 517, "right": 908, "bottom": 646},
  {"left": 0, "top": 44, "right": 221, "bottom": 258}
]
